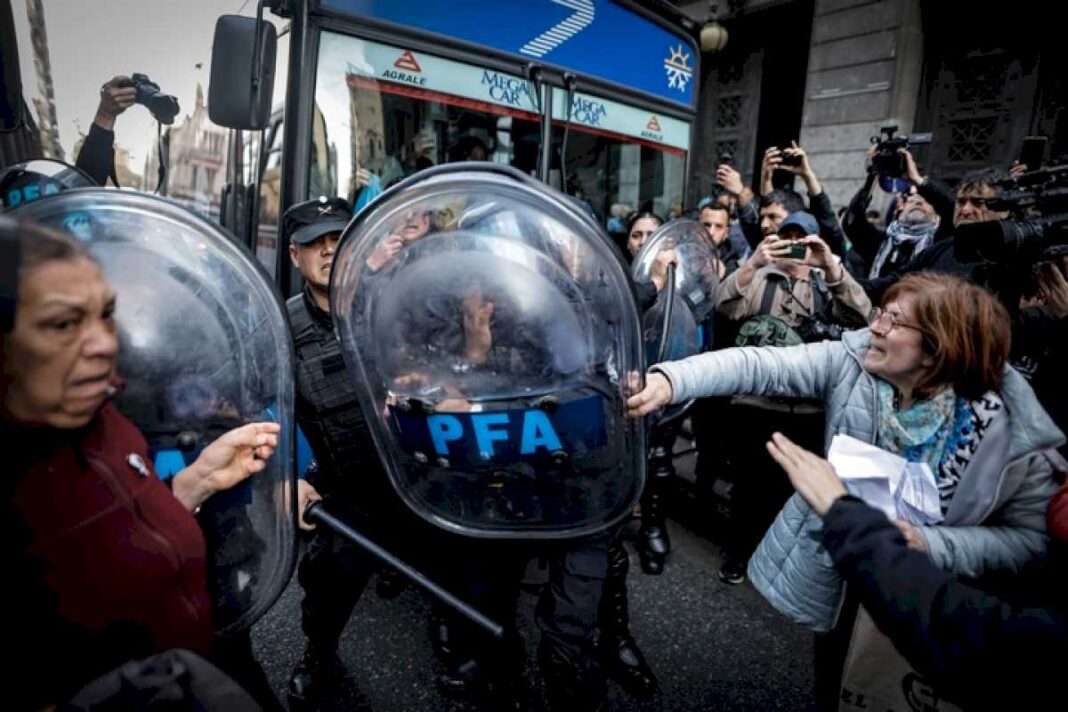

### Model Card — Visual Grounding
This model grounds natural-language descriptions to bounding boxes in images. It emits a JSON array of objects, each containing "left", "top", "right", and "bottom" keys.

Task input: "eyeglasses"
[{"left": 868, "top": 307, "right": 926, "bottom": 336}]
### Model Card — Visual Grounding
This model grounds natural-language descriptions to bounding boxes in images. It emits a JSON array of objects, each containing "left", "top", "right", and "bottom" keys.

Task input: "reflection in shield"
[{"left": 332, "top": 164, "right": 646, "bottom": 538}]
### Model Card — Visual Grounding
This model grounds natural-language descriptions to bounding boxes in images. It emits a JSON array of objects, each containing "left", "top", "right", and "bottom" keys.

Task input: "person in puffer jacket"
[{"left": 627, "top": 272, "right": 1065, "bottom": 708}]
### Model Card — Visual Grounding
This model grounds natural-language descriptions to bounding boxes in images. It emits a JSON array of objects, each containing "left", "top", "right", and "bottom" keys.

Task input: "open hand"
[
  {"left": 765, "top": 432, "right": 846, "bottom": 516},
  {"left": 174, "top": 421, "right": 281, "bottom": 512}
]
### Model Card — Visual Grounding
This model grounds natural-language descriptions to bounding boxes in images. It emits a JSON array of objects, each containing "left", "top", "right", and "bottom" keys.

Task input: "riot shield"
[
  {"left": 10, "top": 190, "right": 296, "bottom": 635},
  {"left": 631, "top": 219, "right": 722, "bottom": 422},
  {"left": 331, "top": 163, "right": 645, "bottom": 539}
]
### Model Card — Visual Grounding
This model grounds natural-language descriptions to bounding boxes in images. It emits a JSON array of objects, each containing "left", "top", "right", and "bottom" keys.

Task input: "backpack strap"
[
  {"left": 809, "top": 270, "right": 831, "bottom": 317},
  {"left": 759, "top": 273, "right": 784, "bottom": 315}
]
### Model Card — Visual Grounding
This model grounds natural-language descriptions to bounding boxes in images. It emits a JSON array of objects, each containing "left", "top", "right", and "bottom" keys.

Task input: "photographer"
[
  {"left": 861, "top": 167, "right": 1011, "bottom": 304},
  {"left": 757, "top": 142, "right": 848, "bottom": 258},
  {"left": 844, "top": 146, "right": 954, "bottom": 278},
  {"left": 74, "top": 75, "right": 178, "bottom": 187}
]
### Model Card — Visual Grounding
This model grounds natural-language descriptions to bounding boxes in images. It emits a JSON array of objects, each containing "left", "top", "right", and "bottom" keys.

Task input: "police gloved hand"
[
  {"left": 172, "top": 421, "right": 281, "bottom": 513},
  {"left": 297, "top": 479, "right": 322, "bottom": 531},
  {"left": 626, "top": 372, "right": 673, "bottom": 418},
  {"left": 95, "top": 76, "right": 137, "bottom": 131}
]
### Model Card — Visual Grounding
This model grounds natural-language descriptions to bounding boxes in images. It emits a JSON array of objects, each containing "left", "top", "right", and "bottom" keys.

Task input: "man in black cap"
[{"left": 284, "top": 195, "right": 409, "bottom": 707}]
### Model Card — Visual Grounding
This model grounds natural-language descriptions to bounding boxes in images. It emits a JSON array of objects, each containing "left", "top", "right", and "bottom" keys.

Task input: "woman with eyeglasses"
[{"left": 627, "top": 272, "right": 1064, "bottom": 710}]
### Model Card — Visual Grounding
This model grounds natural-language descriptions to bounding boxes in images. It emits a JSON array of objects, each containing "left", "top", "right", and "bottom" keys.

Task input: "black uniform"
[{"left": 289, "top": 290, "right": 404, "bottom": 650}]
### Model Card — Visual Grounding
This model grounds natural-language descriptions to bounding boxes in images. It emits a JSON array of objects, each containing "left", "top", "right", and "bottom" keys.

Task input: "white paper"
[
  {"left": 895, "top": 462, "right": 944, "bottom": 525},
  {"left": 827, "top": 434, "right": 944, "bottom": 524}
]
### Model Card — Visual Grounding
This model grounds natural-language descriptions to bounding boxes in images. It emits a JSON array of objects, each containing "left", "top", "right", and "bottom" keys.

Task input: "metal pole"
[
  {"left": 538, "top": 82, "right": 553, "bottom": 185},
  {"left": 303, "top": 501, "right": 505, "bottom": 639}
]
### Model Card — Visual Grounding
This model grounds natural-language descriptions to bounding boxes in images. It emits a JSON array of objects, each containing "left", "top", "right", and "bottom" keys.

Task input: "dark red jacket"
[
  {"left": 1050, "top": 479, "right": 1068, "bottom": 543},
  {"left": 6, "top": 401, "right": 213, "bottom": 708}
]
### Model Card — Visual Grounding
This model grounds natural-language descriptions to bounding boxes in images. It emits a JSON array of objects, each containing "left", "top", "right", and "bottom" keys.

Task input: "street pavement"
[{"left": 252, "top": 435, "right": 817, "bottom": 711}]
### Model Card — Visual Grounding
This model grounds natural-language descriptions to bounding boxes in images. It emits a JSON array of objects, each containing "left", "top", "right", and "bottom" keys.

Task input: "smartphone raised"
[{"left": 785, "top": 243, "right": 807, "bottom": 259}]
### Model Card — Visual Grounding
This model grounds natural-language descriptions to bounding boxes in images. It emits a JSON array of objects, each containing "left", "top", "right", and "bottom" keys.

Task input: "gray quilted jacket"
[{"left": 654, "top": 328, "right": 1066, "bottom": 631}]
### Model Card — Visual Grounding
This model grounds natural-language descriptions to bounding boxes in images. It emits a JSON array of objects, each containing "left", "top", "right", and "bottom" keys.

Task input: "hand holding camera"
[
  {"left": 869, "top": 126, "right": 931, "bottom": 192},
  {"left": 751, "top": 235, "right": 806, "bottom": 268},
  {"left": 96, "top": 74, "right": 180, "bottom": 129},
  {"left": 799, "top": 234, "right": 842, "bottom": 281},
  {"left": 95, "top": 76, "right": 138, "bottom": 130},
  {"left": 776, "top": 141, "right": 811, "bottom": 175}
]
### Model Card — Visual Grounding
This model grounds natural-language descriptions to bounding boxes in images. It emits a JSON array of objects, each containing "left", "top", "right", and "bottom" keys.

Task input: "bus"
[{"left": 221, "top": 0, "right": 701, "bottom": 295}]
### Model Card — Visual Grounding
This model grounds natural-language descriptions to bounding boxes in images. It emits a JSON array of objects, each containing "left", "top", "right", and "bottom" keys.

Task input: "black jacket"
[
  {"left": 822, "top": 496, "right": 1067, "bottom": 711},
  {"left": 74, "top": 123, "right": 115, "bottom": 186},
  {"left": 738, "top": 190, "right": 847, "bottom": 257},
  {"left": 845, "top": 175, "right": 955, "bottom": 277},
  {"left": 859, "top": 237, "right": 977, "bottom": 304}
]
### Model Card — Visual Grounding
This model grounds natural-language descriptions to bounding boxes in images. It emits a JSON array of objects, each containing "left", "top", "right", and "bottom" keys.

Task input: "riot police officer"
[
  {"left": 329, "top": 164, "right": 648, "bottom": 710},
  {"left": 284, "top": 196, "right": 386, "bottom": 704}
]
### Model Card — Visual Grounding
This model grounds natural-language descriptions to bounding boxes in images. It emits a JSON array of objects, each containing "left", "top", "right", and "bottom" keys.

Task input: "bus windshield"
[{"left": 312, "top": 31, "right": 690, "bottom": 226}]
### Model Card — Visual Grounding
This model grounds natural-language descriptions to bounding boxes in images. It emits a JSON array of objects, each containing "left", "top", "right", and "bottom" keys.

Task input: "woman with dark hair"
[
  {"left": 625, "top": 210, "right": 663, "bottom": 259},
  {"left": 629, "top": 272, "right": 1064, "bottom": 710},
  {"left": 2, "top": 219, "right": 280, "bottom": 709}
]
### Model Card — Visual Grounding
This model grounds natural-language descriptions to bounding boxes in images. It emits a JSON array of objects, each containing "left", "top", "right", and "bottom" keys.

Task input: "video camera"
[
  {"left": 955, "top": 163, "right": 1068, "bottom": 264},
  {"left": 869, "top": 125, "right": 932, "bottom": 192},
  {"left": 130, "top": 73, "right": 180, "bottom": 125}
]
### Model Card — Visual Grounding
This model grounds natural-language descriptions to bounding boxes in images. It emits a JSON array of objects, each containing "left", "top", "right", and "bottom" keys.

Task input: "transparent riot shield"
[
  {"left": 11, "top": 190, "right": 296, "bottom": 635},
  {"left": 632, "top": 219, "right": 722, "bottom": 422},
  {"left": 331, "top": 163, "right": 645, "bottom": 539}
]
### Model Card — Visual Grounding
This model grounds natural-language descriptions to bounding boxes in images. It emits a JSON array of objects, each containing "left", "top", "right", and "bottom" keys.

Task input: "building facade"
[{"left": 679, "top": 0, "right": 1065, "bottom": 210}]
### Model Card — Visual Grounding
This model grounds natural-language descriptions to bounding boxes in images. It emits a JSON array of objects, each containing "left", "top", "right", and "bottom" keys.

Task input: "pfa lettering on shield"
[{"left": 428, "top": 410, "right": 562, "bottom": 460}]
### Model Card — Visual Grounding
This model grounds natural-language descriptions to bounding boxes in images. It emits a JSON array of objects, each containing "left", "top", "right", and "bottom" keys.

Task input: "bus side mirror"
[{"left": 208, "top": 14, "right": 276, "bottom": 130}]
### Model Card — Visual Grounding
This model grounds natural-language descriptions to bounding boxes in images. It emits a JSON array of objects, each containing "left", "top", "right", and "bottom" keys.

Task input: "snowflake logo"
[{"left": 663, "top": 45, "right": 693, "bottom": 92}]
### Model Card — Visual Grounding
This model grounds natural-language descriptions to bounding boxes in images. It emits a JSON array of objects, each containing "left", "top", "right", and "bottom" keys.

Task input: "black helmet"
[{"left": 0, "top": 158, "right": 96, "bottom": 211}]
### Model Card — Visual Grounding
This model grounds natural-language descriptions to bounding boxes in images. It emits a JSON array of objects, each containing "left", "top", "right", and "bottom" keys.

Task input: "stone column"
[{"left": 798, "top": 0, "right": 924, "bottom": 211}]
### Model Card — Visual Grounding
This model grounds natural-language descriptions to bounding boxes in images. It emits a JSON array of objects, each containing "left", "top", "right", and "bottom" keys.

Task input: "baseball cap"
[
  {"left": 283, "top": 196, "right": 353, "bottom": 244},
  {"left": 777, "top": 211, "right": 819, "bottom": 238}
]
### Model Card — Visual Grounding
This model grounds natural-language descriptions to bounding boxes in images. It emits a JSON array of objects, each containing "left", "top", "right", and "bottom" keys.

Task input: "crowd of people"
[{"left": 1, "top": 75, "right": 1066, "bottom": 712}]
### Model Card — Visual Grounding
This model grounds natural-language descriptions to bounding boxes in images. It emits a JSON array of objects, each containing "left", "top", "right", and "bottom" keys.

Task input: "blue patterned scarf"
[{"left": 876, "top": 380, "right": 1003, "bottom": 512}]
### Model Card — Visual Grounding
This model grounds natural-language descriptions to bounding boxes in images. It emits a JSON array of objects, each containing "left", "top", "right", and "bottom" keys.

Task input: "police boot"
[
  {"left": 638, "top": 446, "right": 673, "bottom": 575},
  {"left": 288, "top": 643, "right": 346, "bottom": 710},
  {"left": 600, "top": 540, "right": 658, "bottom": 698},
  {"left": 539, "top": 644, "right": 606, "bottom": 712}
]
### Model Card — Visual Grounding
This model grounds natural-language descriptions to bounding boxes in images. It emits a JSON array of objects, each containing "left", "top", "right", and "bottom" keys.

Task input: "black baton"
[{"left": 303, "top": 501, "right": 505, "bottom": 639}]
